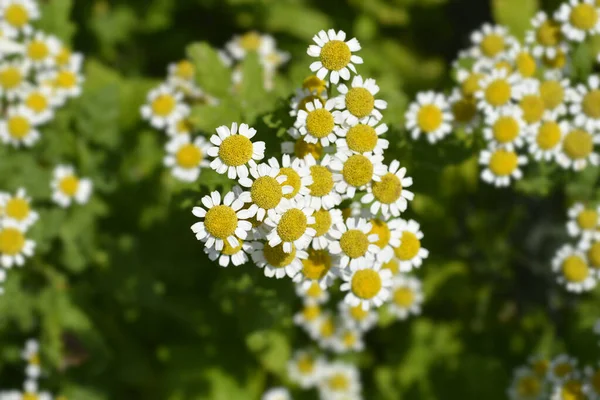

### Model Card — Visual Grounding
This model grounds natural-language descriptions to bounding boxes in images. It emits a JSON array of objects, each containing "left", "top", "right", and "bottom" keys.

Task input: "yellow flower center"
[
  {"left": 351, "top": 269, "right": 382, "bottom": 299},
  {"left": 263, "top": 243, "right": 297, "bottom": 267},
  {"left": 203, "top": 205, "right": 238, "bottom": 240},
  {"left": 577, "top": 208, "right": 598, "bottom": 229},
  {"left": 492, "top": 116, "right": 520, "bottom": 143},
  {"left": 320, "top": 40, "right": 351, "bottom": 71},
  {"left": 342, "top": 154, "right": 374, "bottom": 187},
  {"left": 382, "top": 259, "right": 399, "bottom": 274},
  {"left": 59, "top": 176, "right": 79, "bottom": 196},
  {"left": 0, "top": 67, "right": 22, "bottom": 89},
  {"left": 532, "top": 360, "right": 549, "bottom": 376},
  {"left": 543, "top": 50, "right": 567, "bottom": 69},
  {"left": 301, "top": 304, "right": 320, "bottom": 321},
  {"left": 298, "top": 94, "right": 324, "bottom": 112},
  {"left": 306, "top": 281, "right": 324, "bottom": 298},
  {"left": 277, "top": 208, "right": 308, "bottom": 242},
  {"left": 582, "top": 89, "right": 600, "bottom": 118},
  {"left": 346, "top": 87, "right": 375, "bottom": 118},
  {"left": 349, "top": 305, "right": 369, "bottom": 321},
  {"left": 555, "top": 363, "right": 574, "bottom": 378},
  {"left": 306, "top": 108, "right": 335, "bottom": 138},
  {"left": 221, "top": 238, "right": 243, "bottom": 255},
  {"left": 308, "top": 165, "right": 334, "bottom": 197},
  {"left": 480, "top": 34, "right": 505, "bottom": 57},
  {"left": 537, "top": 20, "right": 561, "bottom": 46},
  {"left": 250, "top": 176, "right": 283, "bottom": 210},
  {"left": 562, "top": 255, "right": 589, "bottom": 282},
  {"left": 303, "top": 75, "right": 327, "bottom": 95},
  {"left": 536, "top": 121, "right": 562, "bottom": 150},
  {"left": 393, "top": 287, "right": 415, "bottom": 307},
  {"left": 310, "top": 209, "right": 332, "bottom": 237},
  {"left": 484, "top": 79, "right": 512, "bottom": 107},
  {"left": 369, "top": 219, "right": 391, "bottom": 248},
  {"left": 56, "top": 47, "right": 72, "bottom": 66},
  {"left": 21, "top": 393, "right": 38, "bottom": 400},
  {"left": 28, "top": 353, "right": 40, "bottom": 366},
  {"left": 0, "top": 227, "right": 25, "bottom": 255},
  {"left": 278, "top": 167, "right": 301, "bottom": 199},
  {"left": 516, "top": 52, "right": 536, "bottom": 77},
  {"left": 519, "top": 95, "right": 545, "bottom": 124},
  {"left": 319, "top": 317, "right": 335, "bottom": 337},
  {"left": 5, "top": 198, "right": 30, "bottom": 220},
  {"left": 394, "top": 231, "right": 421, "bottom": 260},
  {"left": 5, "top": 4, "right": 29, "bottom": 27},
  {"left": 175, "top": 60, "right": 195, "bottom": 80},
  {"left": 328, "top": 374, "right": 350, "bottom": 391},
  {"left": 56, "top": 70, "right": 77, "bottom": 88},
  {"left": 570, "top": 3, "right": 598, "bottom": 30},
  {"left": 218, "top": 135, "right": 254, "bottom": 167},
  {"left": 461, "top": 73, "right": 484, "bottom": 97},
  {"left": 340, "top": 229, "right": 370, "bottom": 259},
  {"left": 26, "top": 92, "right": 48, "bottom": 113},
  {"left": 563, "top": 129, "right": 594, "bottom": 160},
  {"left": 494, "top": 60, "right": 513, "bottom": 73},
  {"left": 517, "top": 376, "right": 542, "bottom": 397},
  {"left": 297, "top": 355, "right": 315, "bottom": 374},
  {"left": 587, "top": 241, "right": 600, "bottom": 267},
  {"left": 239, "top": 32, "right": 262, "bottom": 51},
  {"left": 561, "top": 379, "right": 585, "bottom": 400},
  {"left": 27, "top": 40, "right": 49, "bottom": 61},
  {"left": 452, "top": 97, "right": 477, "bottom": 123},
  {"left": 489, "top": 149, "right": 519, "bottom": 176},
  {"left": 7, "top": 116, "right": 30, "bottom": 139},
  {"left": 175, "top": 144, "right": 202, "bottom": 168},
  {"left": 294, "top": 137, "right": 323, "bottom": 160},
  {"left": 151, "top": 94, "right": 176, "bottom": 117},
  {"left": 342, "top": 331, "right": 357, "bottom": 347},
  {"left": 346, "top": 123, "right": 378, "bottom": 153},
  {"left": 416, "top": 104, "right": 443, "bottom": 133},
  {"left": 540, "top": 80, "right": 565, "bottom": 110},
  {"left": 302, "top": 249, "right": 332, "bottom": 280}
]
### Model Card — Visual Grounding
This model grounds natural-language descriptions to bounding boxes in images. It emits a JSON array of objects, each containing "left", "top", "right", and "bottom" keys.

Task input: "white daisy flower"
[
  {"left": 551, "top": 244, "right": 596, "bottom": 293},
  {"left": 508, "top": 366, "right": 547, "bottom": 400},
  {"left": 567, "top": 203, "right": 600, "bottom": 238},
  {"left": 392, "top": 219, "right": 429, "bottom": 272},
  {"left": 0, "top": 188, "right": 38, "bottom": 230},
  {"left": 329, "top": 217, "right": 379, "bottom": 270},
  {"left": 330, "top": 152, "right": 386, "bottom": 199},
  {"left": 204, "top": 237, "right": 252, "bottom": 267},
  {"left": 167, "top": 59, "right": 195, "bottom": 82},
  {"left": 295, "top": 280, "right": 330, "bottom": 304},
  {"left": 336, "top": 75, "right": 387, "bottom": 125},
  {"left": 310, "top": 208, "right": 344, "bottom": 250},
  {"left": 163, "top": 135, "right": 210, "bottom": 182},
  {"left": 336, "top": 116, "right": 389, "bottom": 156},
  {"left": 317, "top": 362, "right": 362, "bottom": 400},
  {"left": 289, "top": 87, "right": 327, "bottom": 117},
  {"left": 367, "top": 218, "right": 402, "bottom": 263},
  {"left": 338, "top": 300, "right": 378, "bottom": 332},
  {"left": 405, "top": 91, "right": 453, "bottom": 143},
  {"left": 251, "top": 241, "right": 307, "bottom": 279},
  {"left": 388, "top": 275, "right": 424, "bottom": 320},
  {"left": 191, "top": 190, "right": 253, "bottom": 251},
  {"left": 293, "top": 247, "right": 339, "bottom": 289},
  {"left": 331, "top": 326, "right": 365, "bottom": 354},
  {"left": 548, "top": 354, "right": 579, "bottom": 384},
  {"left": 555, "top": 0, "right": 600, "bottom": 42},
  {"left": 19, "top": 84, "right": 57, "bottom": 124},
  {"left": 526, "top": 11, "right": 568, "bottom": 60},
  {"left": 527, "top": 118, "right": 567, "bottom": 161},
  {"left": 538, "top": 77, "right": 570, "bottom": 116},
  {"left": 483, "top": 105, "right": 527, "bottom": 149},
  {"left": 310, "top": 312, "right": 337, "bottom": 348},
  {"left": 469, "top": 23, "right": 518, "bottom": 61},
  {"left": 207, "top": 122, "right": 265, "bottom": 180},
  {"left": 514, "top": 79, "right": 559, "bottom": 126},
  {"left": 50, "top": 165, "right": 93, "bottom": 208},
  {"left": 579, "top": 237, "right": 600, "bottom": 275},
  {"left": 293, "top": 302, "right": 323, "bottom": 331},
  {"left": 0, "top": 106, "right": 39, "bottom": 148},
  {"left": 44, "top": 66, "right": 84, "bottom": 102},
  {"left": 53, "top": 44, "right": 84, "bottom": 72},
  {"left": 24, "top": 31, "right": 60, "bottom": 69},
  {"left": 261, "top": 387, "right": 291, "bottom": 400},
  {"left": 0, "top": 0, "right": 39, "bottom": 35},
  {"left": 225, "top": 31, "right": 275, "bottom": 61},
  {"left": 264, "top": 197, "right": 316, "bottom": 253},
  {"left": 165, "top": 117, "right": 193, "bottom": 137},
  {"left": 551, "top": 374, "right": 586, "bottom": 400},
  {"left": 528, "top": 355, "right": 551, "bottom": 378},
  {"left": 475, "top": 68, "right": 521, "bottom": 112},
  {"left": 509, "top": 46, "right": 539, "bottom": 79},
  {"left": 294, "top": 98, "right": 343, "bottom": 147},
  {"left": 287, "top": 350, "right": 325, "bottom": 389},
  {"left": 0, "top": 219, "right": 35, "bottom": 268},
  {"left": 267, "top": 155, "right": 313, "bottom": 202},
  {"left": 0, "top": 60, "right": 30, "bottom": 100},
  {"left": 479, "top": 147, "right": 528, "bottom": 187},
  {"left": 307, "top": 29, "right": 363, "bottom": 84},
  {"left": 456, "top": 67, "right": 487, "bottom": 97},
  {"left": 340, "top": 262, "right": 392, "bottom": 310},
  {"left": 361, "top": 160, "right": 414, "bottom": 218},
  {"left": 568, "top": 75, "right": 600, "bottom": 131},
  {"left": 556, "top": 126, "right": 600, "bottom": 171},
  {"left": 583, "top": 364, "right": 600, "bottom": 399},
  {"left": 140, "top": 84, "right": 189, "bottom": 130},
  {"left": 22, "top": 339, "right": 40, "bottom": 379},
  {"left": 238, "top": 162, "right": 292, "bottom": 221},
  {"left": 303, "top": 154, "right": 342, "bottom": 210},
  {"left": 448, "top": 89, "right": 480, "bottom": 133}
]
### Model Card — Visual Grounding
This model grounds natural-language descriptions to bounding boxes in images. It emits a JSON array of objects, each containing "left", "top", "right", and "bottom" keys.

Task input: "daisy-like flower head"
[
  {"left": 556, "top": 126, "right": 600, "bottom": 171},
  {"left": 475, "top": 68, "right": 521, "bottom": 112},
  {"left": 580, "top": 236, "right": 600, "bottom": 275},
  {"left": 509, "top": 46, "right": 538, "bottom": 79},
  {"left": 483, "top": 105, "right": 527, "bottom": 150},
  {"left": 310, "top": 207, "right": 343, "bottom": 250},
  {"left": 568, "top": 75, "right": 600, "bottom": 131},
  {"left": 295, "top": 280, "right": 330, "bottom": 304},
  {"left": 0, "top": 219, "right": 35, "bottom": 268},
  {"left": 0, "top": 188, "right": 38, "bottom": 230},
  {"left": 45, "top": 65, "right": 84, "bottom": 103},
  {"left": 163, "top": 135, "right": 210, "bottom": 182},
  {"left": 24, "top": 31, "right": 60, "bottom": 69},
  {"left": 293, "top": 246, "right": 340, "bottom": 289},
  {"left": 527, "top": 118, "right": 567, "bottom": 161},
  {"left": 293, "top": 302, "right": 323, "bottom": 331},
  {"left": 551, "top": 374, "right": 586, "bottom": 400},
  {"left": 22, "top": 339, "right": 40, "bottom": 380},
  {"left": 555, "top": 0, "right": 600, "bottom": 42},
  {"left": 538, "top": 77, "right": 570, "bottom": 116},
  {"left": 207, "top": 122, "right": 265, "bottom": 180},
  {"left": 392, "top": 219, "right": 429, "bottom": 272},
  {"left": 261, "top": 387, "right": 291, "bottom": 400},
  {"left": 267, "top": 155, "right": 312, "bottom": 202},
  {"left": 388, "top": 275, "right": 424, "bottom": 320},
  {"left": 281, "top": 127, "right": 325, "bottom": 161},
  {"left": 405, "top": 91, "right": 453, "bottom": 143},
  {"left": 53, "top": 43, "right": 83, "bottom": 72},
  {"left": 303, "top": 74, "right": 328, "bottom": 96},
  {"left": 583, "top": 363, "right": 600, "bottom": 399},
  {"left": 330, "top": 152, "right": 386, "bottom": 199},
  {"left": 508, "top": 366, "right": 547, "bottom": 400},
  {"left": 567, "top": 203, "right": 600, "bottom": 238},
  {"left": 340, "top": 262, "right": 392, "bottom": 310},
  {"left": 251, "top": 241, "right": 307, "bottom": 279},
  {"left": 381, "top": 257, "right": 402, "bottom": 276},
  {"left": 311, "top": 312, "right": 338, "bottom": 348},
  {"left": 336, "top": 75, "right": 387, "bottom": 125},
  {"left": 204, "top": 237, "right": 252, "bottom": 268},
  {"left": 336, "top": 116, "right": 389, "bottom": 156},
  {"left": 50, "top": 165, "right": 93, "bottom": 208},
  {"left": 287, "top": 350, "right": 325, "bottom": 389},
  {"left": 514, "top": 80, "right": 553, "bottom": 126},
  {"left": 329, "top": 217, "right": 380, "bottom": 270},
  {"left": 448, "top": 89, "right": 480, "bottom": 133},
  {"left": 167, "top": 59, "right": 195, "bottom": 82},
  {"left": 469, "top": 23, "right": 518, "bottom": 60},
  {"left": 226, "top": 31, "right": 275, "bottom": 61},
  {"left": 304, "top": 154, "right": 342, "bottom": 210},
  {"left": 191, "top": 190, "right": 253, "bottom": 251},
  {"left": 528, "top": 355, "right": 551, "bottom": 379},
  {"left": 166, "top": 117, "right": 194, "bottom": 137},
  {"left": 19, "top": 84, "right": 57, "bottom": 125},
  {"left": 338, "top": 300, "right": 378, "bottom": 332},
  {"left": 526, "top": 12, "right": 568, "bottom": 60},
  {"left": 238, "top": 161, "right": 292, "bottom": 221},
  {"left": 548, "top": 354, "right": 579, "bottom": 384},
  {"left": 366, "top": 218, "right": 402, "bottom": 263},
  {"left": 140, "top": 84, "right": 189, "bottom": 130},
  {"left": 551, "top": 244, "right": 596, "bottom": 293},
  {"left": 0, "top": 106, "right": 39, "bottom": 148},
  {"left": 0, "top": 59, "right": 30, "bottom": 100},
  {"left": 331, "top": 326, "right": 365, "bottom": 354},
  {"left": 456, "top": 67, "right": 487, "bottom": 98},
  {"left": 307, "top": 29, "right": 363, "bottom": 84},
  {"left": 264, "top": 197, "right": 316, "bottom": 253},
  {"left": 317, "top": 361, "right": 362, "bottom": 400},
  {"left": 0, "top": 0, "right": 39, "bottom": 35},
  {"left": 289, "top": 86, "right": 327, "bottom": 117},
  {"left": 479, "top": 146, "right": 528, "bottom": 187},
  {"left": 294, "top": 98, "right": 343, "bottom": 147}
]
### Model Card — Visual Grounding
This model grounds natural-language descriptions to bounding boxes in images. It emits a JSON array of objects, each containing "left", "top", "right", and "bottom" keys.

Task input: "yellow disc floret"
[
  {"left": 587, "top": 242, "right": 600, "bottom": 267},
  {"left": 516, "top": 52, "right": 537, "bottom": 78},
  {"left": 351, "top": 269, "right": 382, "bottom": 299},
  {"left": 59, "top": 176, "right": 79, "bottom": 197},
  {"left": 218, "top": 135, "right": 253, "bottom": 166},
  {"left": 310, "top": 209, "right": 332, "bottom": 237},
  {"left": 151, "top": 94, "right": 176, "bottom": 117},
  {"left": 461, "top": 73, "right": 484, "bottom": 97},
  {"left": 340, "top": 229, "right": 369, "bottom": 259},
  {"left": 570, "top": 3, "right": 598, "bottom": 30},
  {"left": 492, "top": 116, "right": 520, "bottom": 144},
  {"left": 393, "top": 287, "right": 415, "bottom": 307},
  {"left": 251, "top": 176, "right": 283, "bottom": 210},
  {"left": 221, "top": 238, "right": 243, "bottom": 255},
  {"left": 4, "top": 4, "right": 29, "bottom": 27},
  {"left": 417, "top": 104, "right": 443, "bottom": 133},
  {"left": 480, "top": 34, "right": 505, "bottom": 57},
  {"left": 294, "top": 138, "right": 323, "bottom": 160},
  {"left": 582, "top": 90, "right": 600, "bottom": 118},
  {"left": 577, "top": 208, "right": 598, "bottom": 230},
  {"left": 306, "top": 108, "right": 335, "bottom": 138},
  {"left": 489, "top": 149, "right": 519, "bottom": 176},
  {"left": 382, "top": 259, "right": 399, "bottom": 274},
  {"left": 301, "top": 304, "right": 321, "bottom": 321},
  {"left": 519, "top": 95, "right": 545, "bottom": 124},
  {"left": 174, "top": 60, "right": 195, "bottom": 80},
  {"left": 263, "top": 243, "right": 297, "bottom": 267},
  {"left": 279, "top": 167, "right": 301, "bottom": 199},
  {"left": 536, "top": 121, "right": 562, "bottom": 150},
  {"left": 369, "top": 172, "right": 403, "bottom": 201},
  {"left": 485, "top": 79, "right": 512, "bottom": 107},
  {"left": 346, "top": 124, "right": 378, "bottom": 153},
  {"left": 7, "top": 116, "right": 30, "bottom": 139},
  {"left": 26, "top": 93, "right": 48, "bottom": 113},
  {"left": 452, "top": 97, "right": 477, "bottom": 123},
  {"left": 277, "top": 208, "right": 308, "bottom": 242},
  {"left": 239, "top": 31, "right": 262, "bottom": 51},
  {"left": 56, "top": 70, "right": 77, "bottom": 89},
  {"left": 516, "top": 376, "right": 542, "bottom": 398},
  {"left": 308, "top": 165, "right": 334, "bottom": 197},
  {"left": 176, "top": 144, "right": 202, "bottom": 168},
  {"left": 369, "top": 219, "right": 391, "bottom": 248},
  {"left": 303, "top": 75, "right": 327, "bottom": 95},
  {"left": 342, "top": 154, "right": 373, "bottom": 187},
  {"left": 345, "top": 87, "right": 375, "bottom": 119},
  {"left": 536, "top": 20, "right": 561, "bottom": 46},
  {"left": 563, "top": 129, "right": 593, "bottom": 160},
  {"left": 204, "top": 205, "right": 238, "bottom": 240},
  {"left": 0, "top": 227, "right": 25, "bottom": 255},
  {"left": 27, "top": 40, "right": 49, "bottom": 61},
  {"left": 320, "top": 40, "right": 351, "bottom": 71},
  {"left": 349, "top": 304, "right": 368, "bottom": 320},
  {"left": 5, "top": 198, "right": 30, "bottom": 221},
  {"left": 394, "top": 231, "right": 421, "bottom": 260},
  {"left": 302, "top": 249, "right": 332, "bottom": 280},
  {"left": 0, "top": 67, "right": 22, "bottom": 89},
  {"left": 328, "top": 374, "right": 350, "bottom": 391},
  {"left": 540, "top": 80, "right": 565, "bottom": 110},
  {"left": 562, "top": 255, "right": 589, "bottom": 282}
]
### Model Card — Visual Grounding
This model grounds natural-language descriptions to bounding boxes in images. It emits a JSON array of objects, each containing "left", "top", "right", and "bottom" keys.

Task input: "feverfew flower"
[
  {"left": 527, "top": 119, "right": 567, "bottom": 161},
  {"left": 556, "top": 126, "right": 600, "bottom": 170},
  {"left": 479, "top": 147, "right": 527, "bottom": 187},
  {"left": 50, "top": 165, "right": 93, "bottom": 208},
  {"left": 387, "top": 275, "right": 424, "bottom": 320},
  {"left": 566, "top": 203, "right": 600, "bottom": 238},
  {"left": 392, "top": 219, "right": 429, "bottom": 272},
  {"left": 336, "top": 75, "right": 387, "bottom": 125},
  {"left": 307, "top": 29, "right": 363, "bottom": 84},
  {"left": 526, "top": 11, "right": 568, "bottom": 60},
  {"left": 475, "top": 68, "right": 521, "bottom": 112},
  {"left": 508, "top": 366, "right": 546, "bottom": 400},
  {"left": 0, "top": 106, "right": 39, "bottom": 147},
  {"left": 294, "top": 98, "right": 342, "bottom": 147},
  {"left": 469, "top": 23, "right": 518, "bottom": 61},
  {"left": 0, "top": 0, "right": 39, "bottom": 35},
  {"left": 329, "top": 217, "right": 379, "bottom": 270},
  {"left": 0, "top": 219, "right": 35, "bottom": 268},
  {"left": 551, "top": 244, "right": 596, "bottom": 293},
  {"left": 405, "top": 91, "right": 453, "bottom": 143},
  {"left": 287, "top": 350, "right": 324, "bottom": 389},
  {"left": 555, "top": 0, "right": 600, "bottom": 42},
  {"left": 483, "top": 105, "right": 527, "bottom": 150},
  {"left": 163, "top": 135, "right": 210, "bottom": 182},
  {"left": 140, "top": 84, "right": 188, "bottom": 130},
  {"left": 568, "top": 75, "right": 600, "bottom": 131},
  {"left": 336, "top": 116, "right": 389, "bottom": 156},
  {"left": 0, "top": 188, "right": 38, "bottom": 230},
  {"left": 340, "top": 263, "right": 392, "bottom": 310},
  {"left": 251, "top": 241, "right": 307, "bottom": 279}
]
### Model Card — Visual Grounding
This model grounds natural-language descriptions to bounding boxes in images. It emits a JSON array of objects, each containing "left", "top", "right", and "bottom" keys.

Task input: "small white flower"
[
  {"left": 264, "top": 197, "right": 316, "bottom": 253},
  {"left": 330, "top": 152, "right": 386, "bottom": 199},
  {"left": 568, "top": 75, "right": 600, "bottom": 131},
  {"left": 163, "top": 135, "right": 210, "bottom": 182},
  {"left": 405, "top": 91, "right": 453, "bottom": 143},
  {"left": 267, "top": 155, "right": 313, "bottom": 203},
  {"left": 387, "top": 275, "right": 424, "bottom": 320},
  {"left": 238, "top": 161, "right": 292, "bottom": 222},
  {"left": 483, "top": 105, "right": 527, "bottom": 150},
  {"left": 303, "top": 154, "right": 342, "bottom": 210},
  {"left": 295, "top": 280, "right": 330, "bottom": 304},
  {"left": 307, "top": 29, "right": 363, "bottom": 84},
  {"left": 556, "top": 126, "right": 600, "bottom": 171},
  {"left": 251, "top": 241, "right": 307, "bottom": 279},
  {"left": 0, "top": 59, "right": 30, "bottom": 100},
  {"left": 551, "top": 374, "right": 585, "bottom": 400},
  {"left": 551, "top": 244, "right": 596, "bottom": 293},
  {"left": 19, "top": 84, "right": 58, "bottom": 124},
  {"left": 0, "top": 0, "right": 39, "bottom": 35},
  {"left": 479, "top": 146, "right": 527, "bottom": 187},
  {"left": 566, "top": 203, "right": 600, "bottom": 238},
  {"left": 555, "top": 0, "right": 600, "bottom": 42},
  {"left": 50, "top": 165, "right": 93, "bottom": 208},
  {"left": 204, "top": 238, "right": 252, "bottom": 267},
  {"left": 340, "top": 262, "right": 392, "bottom": 310},
  {"left": 475, "top": 68, "right": 521, "bottom": 112},
  {"left": 293, "top": 302, "right": 323, "bottom": 331},
  {"left": 527, "top": 118, "right": 567, "bottom": 161},
  {"left": 336, "top": 116, "right": 389, "bottom": 156},
  {"left": 448, "top": 89, "right": 480, "bottom": 133},
  {"left": 548, "top": 354, "right": 578, "bottom": 384},
  {"left": 338, "top": 300, "right": 378, "bottom": 332},
  {"left": 507, "top": 366, "right": 547, "bottom": 400},
  {"left": 41, "top": 66, "right": 84, "bottom": 103},
  {"left": 310, "top": 207, "right": 344, "bottom": 250},
  {"left": 336, "top": 75, "right": 387, "bottom": 125},
  {"left": 261, "top": 387, "right": 291, "bottom": 400},
  {"left": 0, "top": 188, "right": 38, "bottom": 230},
  {"left": 294, "top": 98, "right": 343, "bottom": 147},
  {"left": 0, "top": 219, "right": 35, "bottom": 268},
  {"left": 24, "top": 31, "right": 60, "bottom": 69},
  {"left": 330, "top": 326, "right": 365, "bottom": 354},
  {"left": 141, "top": 84, "right": 189, "bottom": 130},
  {"left": 526, "top": 11, "right": 569, "bottom": 60},
  {"left": 293, "top": 247, "right": 340, "bottom": 290},
  {"left": 469, "top": 23, "right": 518, "bottom": 61},
  {"left": 391, "top": 219, "right": 429, "bottom": 272},
  {"left": 225, "top": 31, "right": 275, "bottom": 61},
  {"left": 0, "top": 106, "right": 40, "bottom": 148},
  {"left": 317, "top": 361, "right": 362, "bottom": 400},
  {"left": 329, "top": 217, "right": 379, "bottom": 270},
  {"left": 361, "top": 160, "right": 414, "bottom": 218},
  {"left": 287, "top": 350, "right": 325, "bottom": 389},
  {"left": 537, "top": 77, "right": 570, "bottom": 116}
]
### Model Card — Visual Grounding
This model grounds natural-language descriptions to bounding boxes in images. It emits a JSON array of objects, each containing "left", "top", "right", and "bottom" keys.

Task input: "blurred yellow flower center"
[
  {"left": 540, "top": 80, "right": 565, "bottom": 110},
  {"left": 570, "top": 3, "right": 598, "bottom": 30},
  {"left": 319, "top": 317, "right": 335, "bottom": 337},
  {"left": 393, "top": 287, "right": 415, "bottom": 307},
  {"left": 218, "top": 135, "right": 253, "bottom": 166},
  {"left": 350, "top": 305, "right": 368, "bottom": 321},
  {"left": 26, "top": 92, "right": 48, "bottom": 113},
  {"left": 562, "top": 255, "right": 589, "bottom": 282},
  {"left": 310, "top": 209, "right": 332, "bottom": 236},
  {"left": 151, "top": 94, "right": 175, "bottom": 117},
  {"left": 417, "top": 104, "right": 443, "bottom": 133},
  {"left": 175, "top": 60, "right": 195, "bottom": 79},
  {"left": 520, "top": 95, "right": 545, "bottom": 124},
  {"left": 298, "top": 95, "right": 324, "bottom": 112},
  {"left": 543, "top": 50, "right": 567, "bottom": 69},
  {"left": 489, "top": 149, "right": 518, "bottom": 176},
  {"left": 7, "top": 116, "right": 30, "bottom": 139},
  {"left": 0, "top": 67, "right": 22, "bottom": 89},
  {"left": 28, "top": 353, "right": 40, "bottom": 366},
  {"left": 21, "top": 393, "right": 38, "bottom": 400},
  {"left": 395, "top": 231, "right": 421, "bottom": 260},
  {"left": 250, "top": 176, "right": 283, "bottom": 210},
  {"left": 56, "top": 70, "right": 77, "bottom": 88},
  {"left": 346, "top": 124, "right": 378, "bottom": 153},
  {"left": 263, "top": 243, "right": 296, "bottom": 267},
  {"left": 351, "top": 269, "right": 382, "bottom": 299},
  {"left": 308, "top": 165, "right": 334, "bottom": 197},
  {"left": 480, "top": 34, "right": 505, "bottom": 57},
  {"left": 343, "top": 154, "right": 373, "bottom": 187},
  {"left": 346, "top": 87, "right": 375, "bottom": 118},
  {"left": 320, "top": 40, "right": 351, "bottom": 71},
  {"left": 59, "top": 176, "right": 79, "bottom": 196},
  {"left": 204, "top": 205, "right": 238, "bottom": 240},
  {"left": 303, "top": 75, "right": 327, "bottom": 94},
  {"left": 563, "top": 129, "right": 593, "bottom": 159},
  {"left": 587, "top": 242, "right": 600, "bottom": 267},
  {"left": 301, "top": 304, "right": 320, "bottom": 321},
  {"left": 279, "top": 167, "right": 301, "bottom": 199},
  {"left": 306, "top": 108, "right": 334, "bottom": 138},
  {"left": 517, "top": 376, "right": 542, "bottom": 397},
  {"left": 306, "top": 281, "right": 323, "bottom": 298},
  {"left": 536, "top": 121, "right": 562, "bottom": 150},
  {"left": 452, "top": 97, "right": 477, "bottom": 123},
  {"left": 27, "top": 40, "right": 49, "bottom": 61},
  {"left": 532, "top": 359, "right": 549, "bottom": 376},
  {"left": 536, "top": 20, "right": 561, "bottom": 46},
  {"left": 591, "top": 370, "right": 600, "bottom": 393},
  {"left": 328, "top": 373, "right": 350, "bottom": 391},
  {"left": 382, "top": 259, "right": 399, "bottom": 274},
  {"left": 555, "top": 363, "right": 574, "bottom": 378},
  {"left": 516, "top": 52, "right": 536, "bottom": 77},
  {"left": 5, "top": 4, "right": 29, "bottom": 27},
  {"left": 295, "top": 138, "right": 323, "bottom": 159},
  {"left": 175, "top": 119, "right": 192, "bottom": 134},
  {"left": 582, "top": 90, "right": 600, "bottom": 118},
  {"left": 561, "top": 379, "right": 585, "bottom": 400},
  {"left": 492, "top": 116, "right": 519, "bottom": 143},
  {"left": 485, "top": 79, "right": 511, "bottom": 107},
  {"left": 277, "top": 208, "right": 307, "bottom": 242},
  {"left": 340, "top": 229, "right": 369, "bottom": 259},
  {"left": 302, "top": 249, "right": 332, "bottom": 280},
  {"left": 369, "top": 219, "right": 391, "bottom": 248},
  {"left": 239, "top": 32, "right": 262, "bottom": 51},
  {"left": 297, "top": 355, "right": 315, "bottom": 374},
  {"left": 461, "top": 73, "right": 484, "bottom": 97},
  {"left": 221, "top": 238, "right": 243, "bottom": 255},
  {"left": 0, "top": 227, "right": 25, "bottom": 255},
  {"left": 577, "top": 209, "right": 598, "bottom": 229},
  {"left": 343, "top": 331, "right": 357, "bottom": 347},
  {"left": 175, "top": 144, "right": 202, "bottom": 168},
  {"left": 56, "top": 47, "right": 72, "bottom": 66},
  {"left": 5, "top": 198, "right": 30, "bottom": 220}
]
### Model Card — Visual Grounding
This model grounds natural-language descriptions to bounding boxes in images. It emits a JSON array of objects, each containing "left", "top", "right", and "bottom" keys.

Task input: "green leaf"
[
  {"left": 492, "top": 0, "right": 539, "bottom": 39},
  {"left": 37, "top": 0, "right": 76, "bottom": 43},
  {"left": 187, "top": 42, "right": 232, "bottom": 98}
]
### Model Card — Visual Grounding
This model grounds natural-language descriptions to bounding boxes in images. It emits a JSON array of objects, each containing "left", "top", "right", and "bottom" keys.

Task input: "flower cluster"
[
  {"left": 405, "top": 0, "right": 600, "bottom": 187},
  {"left": 0, "top": 0, "right": 83, "bottom": 149}
]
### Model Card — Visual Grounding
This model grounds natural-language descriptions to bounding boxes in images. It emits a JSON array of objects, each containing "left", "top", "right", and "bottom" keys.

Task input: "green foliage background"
[{"left": 1, "top": 0, "right": 600, "bottom": 399}]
